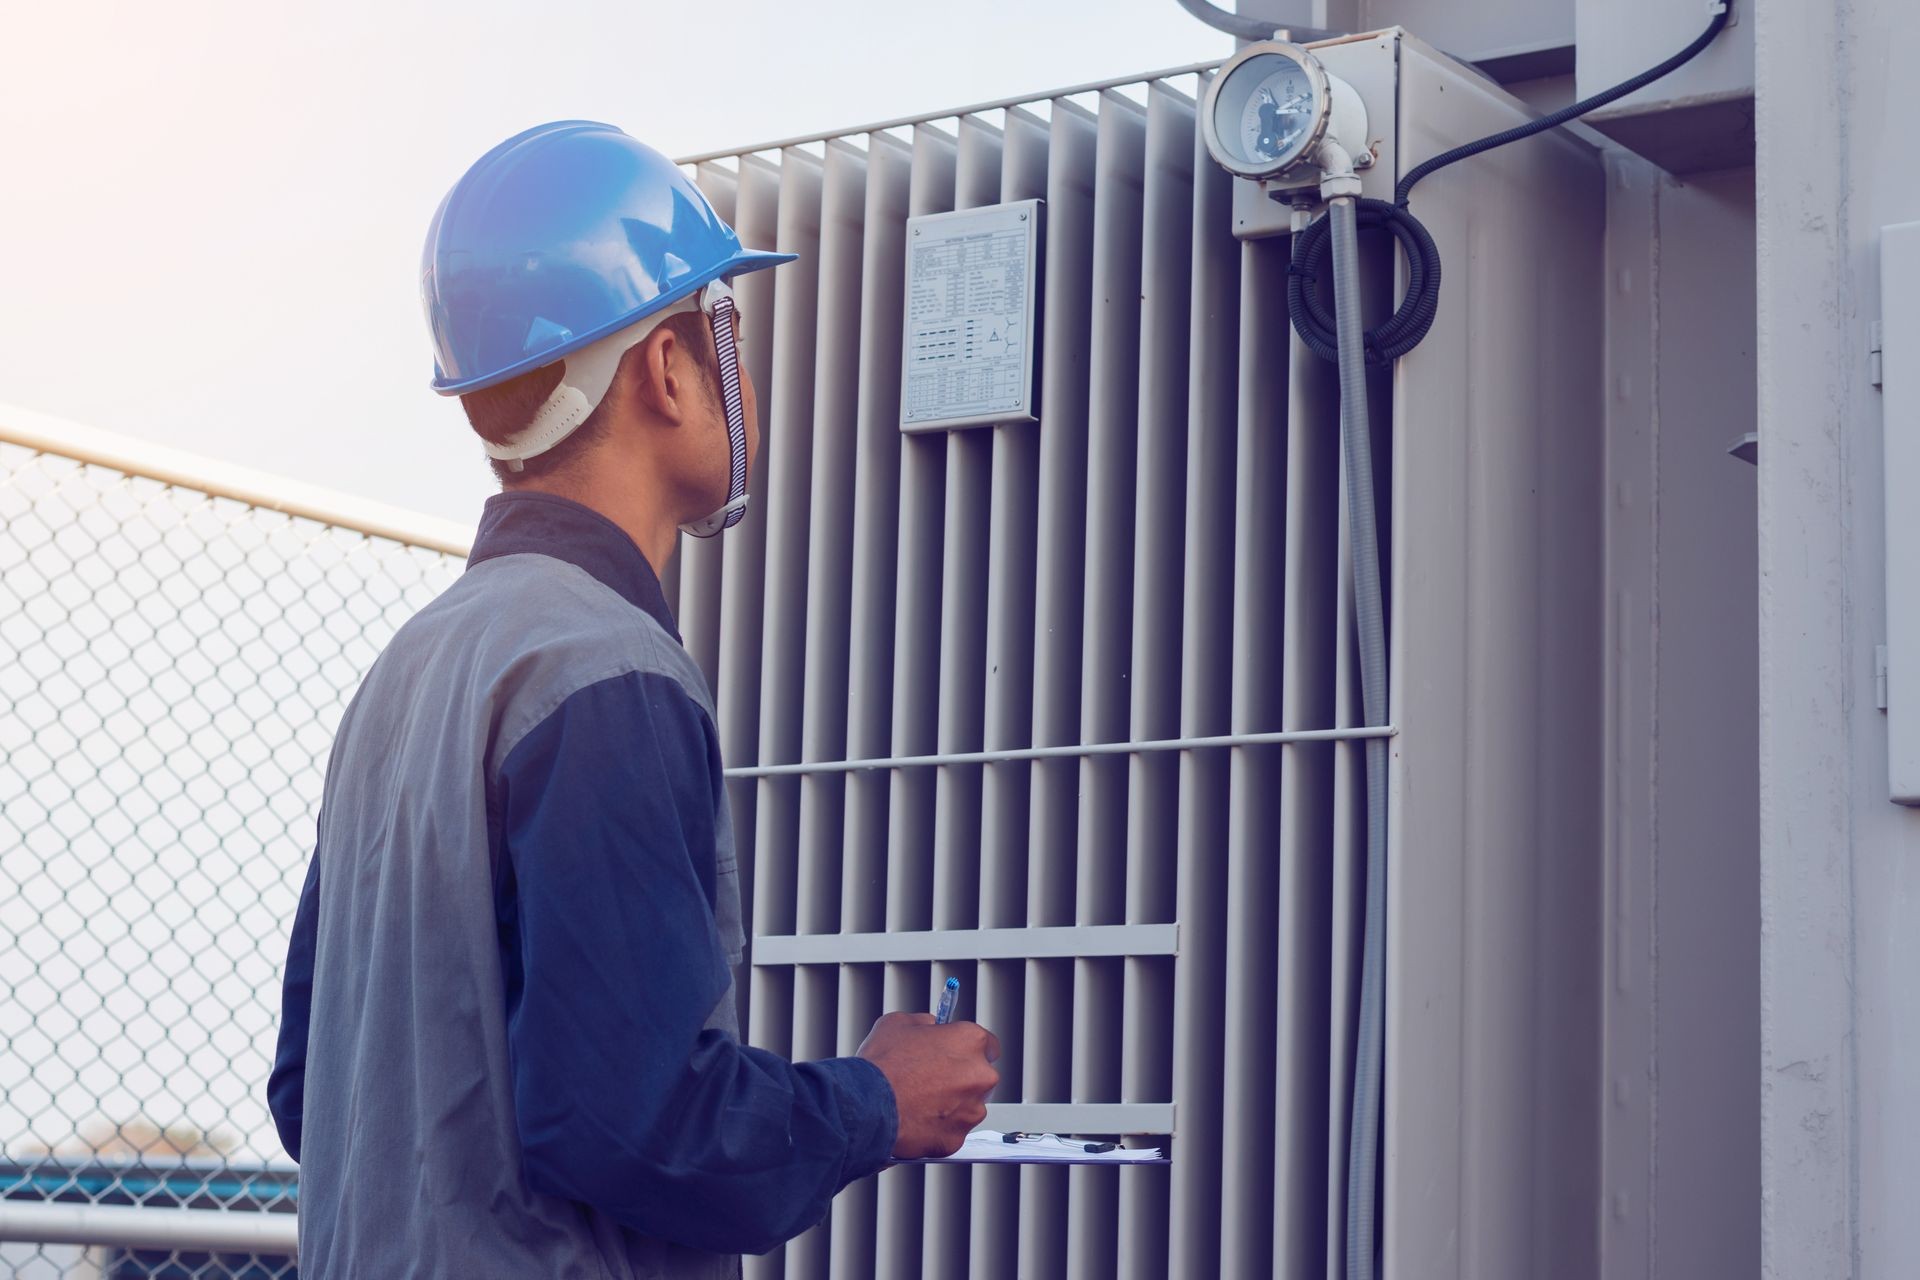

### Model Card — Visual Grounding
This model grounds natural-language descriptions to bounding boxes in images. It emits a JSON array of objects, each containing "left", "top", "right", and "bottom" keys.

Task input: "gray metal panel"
[
  {"left": 677, "top": 35, "right": 1615, "bottom": 1277},
  {"left": 1600, "top": 155, "right": 1761, "bottom": 1280},
  {"left": 931, "top": 115, "right": 1003, "bottom": 941},
  {"left": 976, "top": 101, "right": 1051, "bottom": 1070},
  {"left": 923, "top": 121, "right": 1003, "bottom": 1280},
  {"left": 1069, "top": 98, "right": 1148, "bottom": 1280},
  {"left": 1752, "top": 2, "right": 1920, "bottom": 1273},
  {"left": 1365, "top": 0, "right": 1571, "bottom": 63},
  {"left": 873, "top": 122, "right": 957, "bottom": 1280},
  {"left": 1879, "top": 230, "right": 1920, "bottom": 797},
  {"left": 1384, "top": 37, "right": 1605, "bottom": 1280},
  {"left": 885, "top": 124, "right": 957, "bottom": 941},
  {"left": 829, "top": 129, "right": 915, "bottom": 1280},
  {"left": 795, "top": 142, "right": 870, "bottom": 938},
  {"left": 1016, "top": 95, "right": 1098, "bottom": 1280},
  {"left": 970, "top": 103, "right": 1052, "bottom": 1280},
  {"left": 1237, "top": 1, "right": 1572, "bottom": 65},
  {"left": 1574, "top": 0, "right": 1752, "bottom": 115},
  {"left": 750, "top": 145, "right": 826, "bottom": 949},
  {"left": 747, "top": 147, "right": 823, "bottom": 1072},
  {"left": 744, "top": 147, "right": 824, "bottom": 1280},
  {"left": 786, "top": 142, "right": 868, "bottom": 1280},
  {"left": 838, "top": 131, "right": 914, "bottom": 945},
  {"left": 1168, "top": 69, "right": 1241, "bottom": 1280},
  {"left": 721, "top": 155, "right": 786, "bottom": 1045},
  {"left": 1117, "top": 82, "right": 1196, "bottom": 1280},
  {"left": 1218, "top": 230, "right": 1291, "bottom": 1278}
]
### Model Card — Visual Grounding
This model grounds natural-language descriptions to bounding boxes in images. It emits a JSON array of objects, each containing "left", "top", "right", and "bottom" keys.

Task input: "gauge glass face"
[{"left": 1236, "top": 62, "right": 1316, "bottom": 167}]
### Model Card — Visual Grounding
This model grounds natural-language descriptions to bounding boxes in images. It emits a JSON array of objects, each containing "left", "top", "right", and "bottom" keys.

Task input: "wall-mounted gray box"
[{"left": 899, "top": 199, "right": 1043, "bottom": 433}]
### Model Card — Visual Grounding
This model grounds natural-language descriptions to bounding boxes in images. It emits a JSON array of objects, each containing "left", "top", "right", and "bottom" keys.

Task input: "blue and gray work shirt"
[{"left": 268, "top": 492, "right": 898, "bottom": 1278}]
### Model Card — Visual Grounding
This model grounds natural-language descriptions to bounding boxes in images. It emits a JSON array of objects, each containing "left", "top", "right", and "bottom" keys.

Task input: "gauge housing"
[{"left": 1201, "top": 40, "right": 1372, "bottom": 187}]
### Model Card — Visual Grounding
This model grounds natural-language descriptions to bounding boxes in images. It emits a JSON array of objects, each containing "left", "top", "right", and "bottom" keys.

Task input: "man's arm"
[
  {"left": 266, "top": 851, "right": 321, "bottom": 1162},
  {"left": 498, "top": 668, "right": 897, "bottom": 1256}
]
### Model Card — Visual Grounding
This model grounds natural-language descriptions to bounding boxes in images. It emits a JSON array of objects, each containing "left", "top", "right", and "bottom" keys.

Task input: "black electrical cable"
[
  {"left": 1288, "top": 198, "right": 1440, "bottom": 365},
  {"left": 1289, "top": 0, "right": 1735, "bottom": 363}
]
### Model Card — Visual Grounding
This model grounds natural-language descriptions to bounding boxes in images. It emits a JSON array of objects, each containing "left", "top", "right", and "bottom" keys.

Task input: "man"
[{"left": 267, "top": 120, "right": 1000, "bottom": 1278}]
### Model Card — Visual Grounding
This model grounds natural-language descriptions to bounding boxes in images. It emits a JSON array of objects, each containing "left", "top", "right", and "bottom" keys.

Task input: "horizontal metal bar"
[
  {"left": 0, "top": 1200, "right": 297, "bottom": 1254},
  {"left": 983, "top": 1102, "right": 1176, "bottom": 1136},
  {"left": 0, "top": 402, "right": 473, "bottom": 557},
  {"left": 753, "top": 923, "right": 1178, "bottom": 966},
  {"left": 673, "top": 59, "right": 1226, "bottom": 165},
  {"left": 724, "top": 725, "right": 1394, "bottom": 778}
]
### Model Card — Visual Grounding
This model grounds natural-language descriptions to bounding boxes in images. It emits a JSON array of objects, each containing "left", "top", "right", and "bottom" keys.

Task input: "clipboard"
[{"left": 892, "top": 1129, "right": 1169, "bottom": 1166}]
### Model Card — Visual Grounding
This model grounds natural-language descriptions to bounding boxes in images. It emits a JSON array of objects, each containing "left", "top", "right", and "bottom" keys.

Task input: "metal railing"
[{"left": 0, "top": 404, "right": 469, "bottom": 1277}]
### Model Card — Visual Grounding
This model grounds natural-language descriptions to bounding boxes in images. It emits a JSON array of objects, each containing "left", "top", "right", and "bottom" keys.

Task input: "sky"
[{"left": 0, "top": 0, "right": 1228, "bottom": 526}]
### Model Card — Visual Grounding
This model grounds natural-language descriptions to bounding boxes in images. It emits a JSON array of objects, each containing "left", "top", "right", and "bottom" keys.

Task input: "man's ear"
[{"left": 628, "top": 327, "right": 689, "bottom": 425}]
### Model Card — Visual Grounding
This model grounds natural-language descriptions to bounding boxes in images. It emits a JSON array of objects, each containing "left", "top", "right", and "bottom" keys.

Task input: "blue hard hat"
[{"left": 421, "top": 120, "right": 794, "bottom": 395}]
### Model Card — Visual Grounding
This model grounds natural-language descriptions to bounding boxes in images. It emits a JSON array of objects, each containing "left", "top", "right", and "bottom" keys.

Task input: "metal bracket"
[
  {"left": 1871, "top": 320, "right": 1885, "bottom": 388},
  {"left": 1878, "top": 645, "right": 1891, "bottom": 712}
]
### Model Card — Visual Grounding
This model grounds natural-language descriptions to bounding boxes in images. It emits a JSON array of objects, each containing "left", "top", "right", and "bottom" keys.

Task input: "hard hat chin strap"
[{"left": 678, "top": 285, "right": 751, "bottom": 539}]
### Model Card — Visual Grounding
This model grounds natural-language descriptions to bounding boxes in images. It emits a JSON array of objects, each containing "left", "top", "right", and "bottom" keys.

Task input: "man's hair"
[{"left": 460, "top": 312, "right": 720, "bottom": 485}]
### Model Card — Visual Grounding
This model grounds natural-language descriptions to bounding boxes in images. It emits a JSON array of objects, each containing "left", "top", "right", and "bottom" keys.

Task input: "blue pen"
[{"left": 935, "top": 976, "right": 960, "bottom": 1025}]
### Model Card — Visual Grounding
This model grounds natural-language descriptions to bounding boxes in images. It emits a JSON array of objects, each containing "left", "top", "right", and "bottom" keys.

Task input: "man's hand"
[{"left": 856, "top": 1012, "right": 1001, "bottom": 1159}]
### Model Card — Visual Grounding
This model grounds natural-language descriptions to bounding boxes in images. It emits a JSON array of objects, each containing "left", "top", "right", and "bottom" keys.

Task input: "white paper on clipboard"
[{"left": 904, "top": 1129, "right": 1166, "bottom": 1165}]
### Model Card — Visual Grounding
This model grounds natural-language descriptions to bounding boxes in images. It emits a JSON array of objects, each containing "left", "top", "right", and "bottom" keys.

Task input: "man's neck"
[{"left": 507, "top": 472, "right": 679, "bottom": 579}]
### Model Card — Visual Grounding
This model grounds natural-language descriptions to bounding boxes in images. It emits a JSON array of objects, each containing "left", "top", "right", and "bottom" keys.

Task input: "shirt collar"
[{"left": 467, "top": 491, "right": 679, "bottom": 640}]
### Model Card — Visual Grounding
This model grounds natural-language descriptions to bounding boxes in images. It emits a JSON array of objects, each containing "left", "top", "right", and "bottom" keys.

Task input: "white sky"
[{"left": 0, "top": 0, "right": 1227, "bottom": 526}]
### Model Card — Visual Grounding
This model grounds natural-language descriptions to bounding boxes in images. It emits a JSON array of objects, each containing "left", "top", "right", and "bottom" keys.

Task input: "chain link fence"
[{"left": 0, "top": 423, "right": 467, "bottom": 1278}]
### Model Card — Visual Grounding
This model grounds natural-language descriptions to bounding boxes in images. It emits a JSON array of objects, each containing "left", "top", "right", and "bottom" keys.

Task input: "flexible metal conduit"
[{"left": 1327, "top": 192, "right": 1390, "bottom": 1280}]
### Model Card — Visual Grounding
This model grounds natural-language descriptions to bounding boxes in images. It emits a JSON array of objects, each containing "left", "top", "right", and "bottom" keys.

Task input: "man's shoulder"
[
  {"left": 358, "top": 551, "right": 713, "bottom": 764},
  {"left": 405, "top": 551, "right": 673, "bottom": 662}
]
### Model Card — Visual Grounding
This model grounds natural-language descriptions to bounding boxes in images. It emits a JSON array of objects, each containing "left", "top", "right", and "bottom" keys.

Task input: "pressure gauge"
[{"left": 1201, "top": 41, "right": 1369, "bottom": 183}]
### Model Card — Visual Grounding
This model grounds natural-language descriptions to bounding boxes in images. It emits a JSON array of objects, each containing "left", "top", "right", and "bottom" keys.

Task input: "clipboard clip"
[{"left": 1000, "top": 1130, "right": 1117, "bottom": 1154}]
